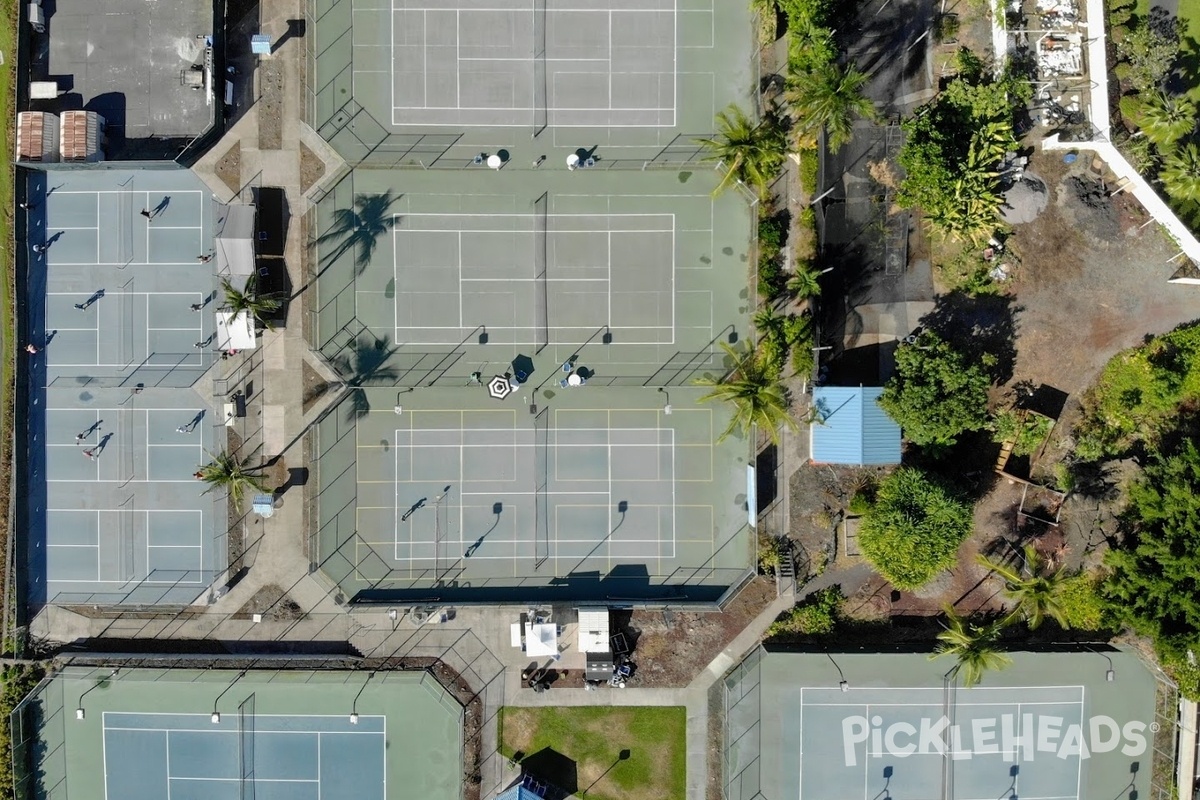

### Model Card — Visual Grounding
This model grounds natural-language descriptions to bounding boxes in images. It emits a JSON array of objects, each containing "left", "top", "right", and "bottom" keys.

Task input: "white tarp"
[
  {"left": 525, "top": 623, "right": 558, "bottom": 657},
  {"left": 215, "top": 204, "right": 256, "bottom": 290},
  {"left": 215, "top": 310, "right": 257, "bottom": 350},
  {"left": 576, "top": 608, "right": 610, "bottom": 653}
]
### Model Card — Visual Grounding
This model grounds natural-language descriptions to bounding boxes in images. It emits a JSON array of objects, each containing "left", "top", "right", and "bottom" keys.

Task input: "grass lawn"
[
  {"left": 498, "top": 706, "right": 687, "bottom": 800},
  {"left": 0, "top": 0, "right": 16, "bottom": 649}
]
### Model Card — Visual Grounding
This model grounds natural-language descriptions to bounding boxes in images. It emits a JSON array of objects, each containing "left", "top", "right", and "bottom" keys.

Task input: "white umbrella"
[{"left": 487, "top": 375, "right": 513, "bottom": 400}]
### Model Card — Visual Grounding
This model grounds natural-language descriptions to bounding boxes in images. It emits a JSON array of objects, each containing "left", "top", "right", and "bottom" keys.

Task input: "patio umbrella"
[{"left": 487, "top": 375, "right": 513, "bottom": 400}]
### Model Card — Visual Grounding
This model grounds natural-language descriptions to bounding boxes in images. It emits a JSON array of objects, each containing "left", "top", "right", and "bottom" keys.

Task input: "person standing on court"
[{"left": 140, "top": 209, "right": 152, "bottom": 220}]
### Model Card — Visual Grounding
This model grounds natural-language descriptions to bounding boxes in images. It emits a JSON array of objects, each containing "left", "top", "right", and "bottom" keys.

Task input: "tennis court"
[
  {"left": 315, "top": 0, "right": 752, "bottom": 161},
  {"left": 105, "top": 712, "right": 385, "bottom": 800},
  {"left": 22, "top": 168, "right": 226, "bottom": 607},
  {"left": 798, "top": 685, "right": 1085, "bottom": 800},
  {"left": 391, "top": 206, "right": 675, "bottom": 346},
  {"left": 725, "top": 651, "right": 1166, "bottom": 800},
  {"left": 389, "top": 0, "right": 676, "bottom": 128},
  {"left": 12, "top": 666, "right": 464, "bottom": 800},
  {"left": 312, "top": 167, "right": 754, "bottom": 603}
]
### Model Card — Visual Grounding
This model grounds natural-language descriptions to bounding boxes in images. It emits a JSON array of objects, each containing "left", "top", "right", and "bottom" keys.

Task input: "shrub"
[
  {"left": 0, "top": 665, "right": 45, "bottom": 800},
  {"left": 758, "top": 532, "right": 786, "bottom": 574},
  {"left": 1118, "top": 93, "right": 1145, "bottom": 125},
  {"left": 858, "top": 468, "right": 973, "bottom": 590},
  {"left": 757, "top": 209, "right": 791, "bottom": 299},
  {"left": 768, "top": 586, "right": 844, "bottom": 637},
  {"left": 990, "top": 410, "right": 1053, "bottom": 457},
  {"left": 799, "top": 148, "right": 820, "bottom": 195},
  {"left": 1057, "top": 572, "right": 1110, "bottom": 631},
  {"left": 1074, "top": 322, "right": 1200, "bottom": 458},
  {"left": 848, "top": 490, "right": 873, "bottom": 516}
]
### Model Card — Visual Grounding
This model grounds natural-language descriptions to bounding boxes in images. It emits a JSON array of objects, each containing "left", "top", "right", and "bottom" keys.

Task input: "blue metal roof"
[
  {"left": 810, "top": 386, "right": 901, "bottom": 465},
  {"left": 495, "top": 784, "right": 545, "bottom": 800}
]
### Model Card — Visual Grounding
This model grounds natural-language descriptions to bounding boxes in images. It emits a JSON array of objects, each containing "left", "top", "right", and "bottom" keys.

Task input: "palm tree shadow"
[
  {"left": 330, "top": 334, "right": 402, "bottom": 420},
  {"left": 314, "top": 190, "right": 401, "bottom": 276}
]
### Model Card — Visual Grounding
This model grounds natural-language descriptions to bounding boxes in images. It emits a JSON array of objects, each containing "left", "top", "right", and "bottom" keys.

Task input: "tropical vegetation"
[
  {"left": 857, "top": 468, "right": 974, "bottom": 590},
  {"left": 878, "top": 330, "right": 995, "bottom": 448},
  {"left": 930, "top": 608, "right": 1012, "bottom": 687},
  {"left": 196, "top": 451, "right": 269, "bottom": 511},
  {"left": 977, "top": 544, "right": 1069, "bottom": 629},
  {"left": 896, "top": 69, "right": 1027, "bottom": 241},
  {"left": 221, "top": 276, "right": 283, "bottom": 328},
  {"left": 1073, "top": 321, "right": 1200, "bottom": 460},
  {"left": 696, "top": 341, "right": 797, "bottom": 443},
  {"left": 1102, "top": 439, "right": 1200, "bottom": 696},
  {"left": 697, "top": 104, "right": 788, "bottom": 197},
  {"left": 787, "top": 62, "right": 877, "bottom": 150}
]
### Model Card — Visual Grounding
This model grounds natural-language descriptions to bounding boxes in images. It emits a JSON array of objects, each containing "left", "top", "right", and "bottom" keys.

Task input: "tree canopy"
[
  {"left": 1103, "top": 440, "right": 1200, "bottom": 642},
  {"left": 857, "top": 468, "right": 974, "bottom": 590},
  {"left": 897, "top": 69, "right": 1024, "bottom": 241},
  {"left": 1074, "top": 322, "right": 1200, "bottom": 459},
  {"left": 878, "top": 330, "right": 995, "bottom": 447}
]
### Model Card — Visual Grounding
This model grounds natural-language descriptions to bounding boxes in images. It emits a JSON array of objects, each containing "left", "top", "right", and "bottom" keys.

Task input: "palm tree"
[
  {"left": 329, "top": 334, "right": 401, "bottom": 419},
  {"left": 1141, "top": 91, "right": 1196, "bottom": 150},
  {"left": 1162, "top": 143, "right": 1200, "bottom": 202},
  {"left": 196, "top": 451, "right": 269, "bottom": 511},
  {"left": 786, "top": 62, "right": 877, "bottom": 151},
  {"left": 787, "top": 266, "right": 823, "bottom": 300},
  {"left": 221, "top": 276, "right": 283, "bottom": 328},
  {"left": 314, "top": 191, "right": 400, "bottom": 273},
  {"left": 695, "top": 341, "right": 797, "bottom": 444},
  {"left": 976, "top": 544, "right": 1069, "bottom": 629},
  {"left": 930, "top": 608, "right": 1013, "bottom": 687},
  {"left": 696, "top": 104, "right": 787, "bottom": 197}
]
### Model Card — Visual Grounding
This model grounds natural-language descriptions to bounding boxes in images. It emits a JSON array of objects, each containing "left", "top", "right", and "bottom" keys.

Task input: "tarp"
[
  {"left": 577, "top": 607, "right": 610, "bottom": 653},
  {"left": 215, "top": 310, "right": 256, "bottom": 351},
  {"left": 215, "top": 204, "right": 256, "bottom": 291}
]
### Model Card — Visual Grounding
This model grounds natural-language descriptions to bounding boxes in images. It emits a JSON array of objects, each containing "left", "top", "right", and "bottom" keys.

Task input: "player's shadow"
[{"left": 464, "top": 502, "right": 503, "bottom": 557}]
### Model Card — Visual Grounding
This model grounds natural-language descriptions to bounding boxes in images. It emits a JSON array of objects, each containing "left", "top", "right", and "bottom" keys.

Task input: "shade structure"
[
  {"left": 525, "top": 623, "right": 557, "bottom": 657},
  {"left": 576, "top": 607, "right": 610, "bottom": 653},
  {"left": 214, "top": 204, "right": 256, "bottom": 292},
  {"left": 215, "top": 310, "right": 257, "bottom": 350},
  {"left": 487, "top": 375, "right": 513, "bottom": 400}
]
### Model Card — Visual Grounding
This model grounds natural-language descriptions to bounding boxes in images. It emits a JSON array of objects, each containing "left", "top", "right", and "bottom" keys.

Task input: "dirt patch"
[
  {"left": 259, "top": 61, "right": 284, "bottom": 150},
  {"left": 214, "top": 142, "right": 241, "bottom": 196},
  {"left": 302, "top": 360, "right": 332, "bottom": 413},
  {"left": 787, "top": 464, "right": 891, "bottom": 573},
  {"left": 299, "top": 141, "right": 325, "bottom": 194},
  {"left": 234, "top": 583, "right": 303, "bottom": 620},
  {"left": 615, "top": 577, "right": 774, "bottom": 688},
  {"left": 1003, "top": 149, "right": 1199, "bottom": 398}
]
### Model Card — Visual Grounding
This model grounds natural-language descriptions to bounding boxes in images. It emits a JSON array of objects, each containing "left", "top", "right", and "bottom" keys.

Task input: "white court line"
[{"left": 165, "top": 731, "right": 173, "bottom": 800}]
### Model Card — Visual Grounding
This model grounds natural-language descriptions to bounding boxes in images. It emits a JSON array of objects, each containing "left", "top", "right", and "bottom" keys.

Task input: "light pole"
[
  {"left": 75, "top": 668, "right": 119, "bottom": 720},
  {"left": 211, "top": 668, "right": 249, "bottom": 723},
  {"left": 826, "top": 652, "right": 849, "bottom": 692},
  {"left": 350, "top": 671, "right": 376, "bottom": 724},
  {"left": 1085, "top": 645, "right": 1116, "bottom": 682},
  {"left": 657, "top": 388, "right": 672, "bottom": 415}
]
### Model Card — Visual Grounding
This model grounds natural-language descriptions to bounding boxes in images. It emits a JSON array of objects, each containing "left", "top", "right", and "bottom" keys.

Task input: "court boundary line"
[
  {"left": 45, "top": 508, "right": 205, "bottom": 584},
  {"left": 391, "top": 211, "right": 676, "bottom": 346},
  {"left": 388, "top": 4, "right": 678, "bottom": 126},
  {"left": 798, "top": 685, "right": 1087, "bottom": 800}
]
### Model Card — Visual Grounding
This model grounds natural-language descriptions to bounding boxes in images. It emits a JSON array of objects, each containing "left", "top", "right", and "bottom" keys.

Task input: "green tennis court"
[{"left": 12, "top": 666, "right": 464, "bottom": 800}]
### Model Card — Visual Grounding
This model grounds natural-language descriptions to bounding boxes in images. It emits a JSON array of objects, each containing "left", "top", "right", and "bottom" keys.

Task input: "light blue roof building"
[{"left": 809, "top": 386, "right": 901, "bottom": 465}]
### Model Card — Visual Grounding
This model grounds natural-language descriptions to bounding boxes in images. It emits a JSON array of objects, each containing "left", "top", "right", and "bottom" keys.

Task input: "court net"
[
  {"left": 239, "top": 695, "right": 256, "bottom": 800},
  {"left": 533, "top": 192, "right": 549, "bottom": 354},
  {"left": 533, "top": 407, "right": 550, "bottom": 568},
  {"left": 532, "top": 0, "right": 548, "bottom": 137}
]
